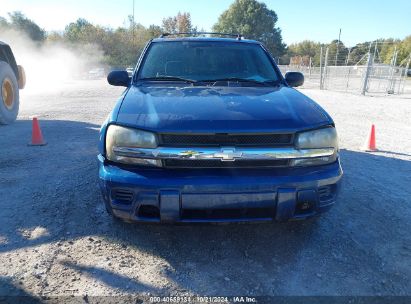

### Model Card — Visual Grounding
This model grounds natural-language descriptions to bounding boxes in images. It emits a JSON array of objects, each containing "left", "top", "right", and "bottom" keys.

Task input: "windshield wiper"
[
  {"left": 137, "top": 76, "right": 195, "bottom": 83},
  {"left": 197, "top": 77, "right": 279, "bottom": 86}
]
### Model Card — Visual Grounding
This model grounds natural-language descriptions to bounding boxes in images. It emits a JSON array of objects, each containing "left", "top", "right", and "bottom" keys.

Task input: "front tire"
[{"left": 0, "top": 61, "right": 19, "bottom": 125}]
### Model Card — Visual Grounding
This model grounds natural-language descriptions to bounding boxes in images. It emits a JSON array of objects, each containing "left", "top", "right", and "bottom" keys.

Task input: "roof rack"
[{"left": 159, "top": 32, "right": 243, "bottom": 40}]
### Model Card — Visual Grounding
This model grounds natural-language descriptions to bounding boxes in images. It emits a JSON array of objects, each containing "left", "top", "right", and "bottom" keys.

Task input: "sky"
[{"left": 1, "top": 0, "right": 410, "bottom": 46}]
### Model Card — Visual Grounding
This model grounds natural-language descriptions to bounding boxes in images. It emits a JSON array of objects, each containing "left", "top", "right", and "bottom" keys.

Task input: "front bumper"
[{"left": 98, "top": 155, "right": 343, "bottom": 223}]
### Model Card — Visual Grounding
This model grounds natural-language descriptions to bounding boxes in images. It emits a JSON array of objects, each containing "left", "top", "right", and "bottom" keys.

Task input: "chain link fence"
[{"left": 278, "top": 47, "right": 411, "bottom": 95}]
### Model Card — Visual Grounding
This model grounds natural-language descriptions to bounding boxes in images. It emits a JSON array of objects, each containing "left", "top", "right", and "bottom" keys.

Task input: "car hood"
[{"left": 116, "top": 85, "right": 331, "bottom": 133}]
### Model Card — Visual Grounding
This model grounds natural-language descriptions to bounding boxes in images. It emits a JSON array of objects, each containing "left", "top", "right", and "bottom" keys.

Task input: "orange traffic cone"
[
  {"left": 361, "top": 124, "right": 377, "bottom": 152},
  {"left": 28, "top": 117, "right": 47, "bottom": 146}
]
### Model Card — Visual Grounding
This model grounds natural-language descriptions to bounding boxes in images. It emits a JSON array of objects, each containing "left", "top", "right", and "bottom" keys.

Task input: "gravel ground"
[{"left": 0, "top": 80, "right": 410, "bottom": 301}]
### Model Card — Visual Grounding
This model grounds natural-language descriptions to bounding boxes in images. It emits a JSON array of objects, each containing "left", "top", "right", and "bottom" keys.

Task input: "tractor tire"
[
  {"left": 0, "top": 61, "right": 20, "bottom": 125},
  {"left": 17, "top": 65, "right": 26, "bottom": 89}
]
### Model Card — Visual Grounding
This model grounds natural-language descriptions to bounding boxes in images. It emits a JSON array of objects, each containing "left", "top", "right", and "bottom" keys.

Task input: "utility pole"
[{"left": 335, "top": 28, "right": 341, "bottom": 66}]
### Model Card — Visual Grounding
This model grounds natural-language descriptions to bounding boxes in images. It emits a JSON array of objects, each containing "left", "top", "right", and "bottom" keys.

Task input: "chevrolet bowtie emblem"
[{"left": 213, "top": 148, "right": 243, "bottom": 161}]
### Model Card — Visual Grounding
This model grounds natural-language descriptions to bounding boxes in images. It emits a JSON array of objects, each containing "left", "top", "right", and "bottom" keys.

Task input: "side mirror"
[
  {"left": 107, "top": 70, "right": 130, "bottom": 87},
  {"left": 285, "top": 71, "right": 304, "bottom": 87}
]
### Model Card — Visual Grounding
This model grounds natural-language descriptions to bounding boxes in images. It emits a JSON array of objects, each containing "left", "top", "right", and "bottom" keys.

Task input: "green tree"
[
  {"left": 378, "top": 37, "right": 411, "bottom": 66},
  {"left": 285, "top": 40, "right": 323, "bottom": 65},
  {"left": 397, "top": 36, "right": 411, "bottom": 65},
  {"left": 7, "top": 11, "right": 45, "bottom": 41},
  {"left": 324, "top": 40, "right": 349, "bottom": 66},
  {"left": 64, "top": 18, "right": 100, "bottom": 43},
  {"left": 288, "top": 40, "right": 320, "bottom": 58},
  {"left": 162, "top": 12, "right": 195, "bottom": 34},
  {"left": 348, "top": 42, "right": 371, "bottom": 65},
  {"left": 46, "top": 32, "right": 64, "bottom": 43},
  {"left": 0, "top": 16, "right": 8, "bottom": 28},
  {"left": 147, "top": 24, "right": 162, "bottom": 38},
  {"left": 212, "top": 0, "right": 286, "bottom": 57}
]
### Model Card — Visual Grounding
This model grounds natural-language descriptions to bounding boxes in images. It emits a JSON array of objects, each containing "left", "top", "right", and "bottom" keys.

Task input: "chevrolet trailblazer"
[{"left": 98, "top": 33, "right": 342, "bottom": 223}]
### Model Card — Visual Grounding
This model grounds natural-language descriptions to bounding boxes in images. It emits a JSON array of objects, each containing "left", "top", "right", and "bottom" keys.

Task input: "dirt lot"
[{"left": 0, "top": 80, "right": 410, "bottom": 301}]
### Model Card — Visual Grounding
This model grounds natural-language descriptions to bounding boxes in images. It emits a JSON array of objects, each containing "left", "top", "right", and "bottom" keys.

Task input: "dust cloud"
[{"left": 0, "top": 29, "right": 105, "bottom": 94}]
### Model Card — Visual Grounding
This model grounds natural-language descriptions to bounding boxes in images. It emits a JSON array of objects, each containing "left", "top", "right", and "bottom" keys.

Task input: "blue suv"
[{"left": 98, "top": 33, "right": 343, "bottom": 223}]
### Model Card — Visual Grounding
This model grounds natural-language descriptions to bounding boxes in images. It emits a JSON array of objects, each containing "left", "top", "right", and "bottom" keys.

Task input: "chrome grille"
[
  {"left": 163, "top": 159, "right": 289, "bottom": 168},
  {"left": 159, "top": 133, "right": 293, "bottom": 146}
]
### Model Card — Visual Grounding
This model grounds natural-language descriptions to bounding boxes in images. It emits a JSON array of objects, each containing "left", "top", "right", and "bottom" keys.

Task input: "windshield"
[{"left": 137, "top": 41, "right": 280, "bottom": 83}]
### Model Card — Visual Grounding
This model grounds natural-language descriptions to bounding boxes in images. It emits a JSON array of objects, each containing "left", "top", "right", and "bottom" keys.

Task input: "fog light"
[
  {"left": 115, "top": 157, "right": 162, "bottom": 167},
  {"left": 295, "top": 189, "right": 317, "bottom": 215},
  {"left": 291, "top": 155, "right": 335, "bottom": 167},
  {"left": 296, "top": 201, "right": 313, "bottom": 214}
]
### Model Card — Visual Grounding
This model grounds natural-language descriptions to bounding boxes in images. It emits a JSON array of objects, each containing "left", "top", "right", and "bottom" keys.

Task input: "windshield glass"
[{"left": 137, "top": 41, "right": 280, "bottom": 83}]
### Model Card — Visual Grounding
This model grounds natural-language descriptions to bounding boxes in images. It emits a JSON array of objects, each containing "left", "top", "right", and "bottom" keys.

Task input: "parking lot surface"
[{"left": 0, "top": 80, "right": 410, "bottom": 298}]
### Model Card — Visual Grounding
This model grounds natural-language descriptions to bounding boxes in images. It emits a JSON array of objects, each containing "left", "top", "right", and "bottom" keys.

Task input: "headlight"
[
  {"left": 296, "top": 127, "right": 338, "bottom": 149},
  {"left": 292, "top": 127, "right": 338, "bottom": 166},
  {"left": 105, "top": 125, "right": 161, "bottom": 166}
]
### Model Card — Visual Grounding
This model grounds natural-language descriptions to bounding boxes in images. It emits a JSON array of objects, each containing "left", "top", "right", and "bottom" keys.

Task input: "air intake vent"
[
  {"left": 182, "top": 207, "right": 275, "bottom": 220},
  {"left": 111, "top": 188, "right": 134, "bottom": 204},
  {"left": 318, "top": 185, "right": 335, "bottom": 202}
]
